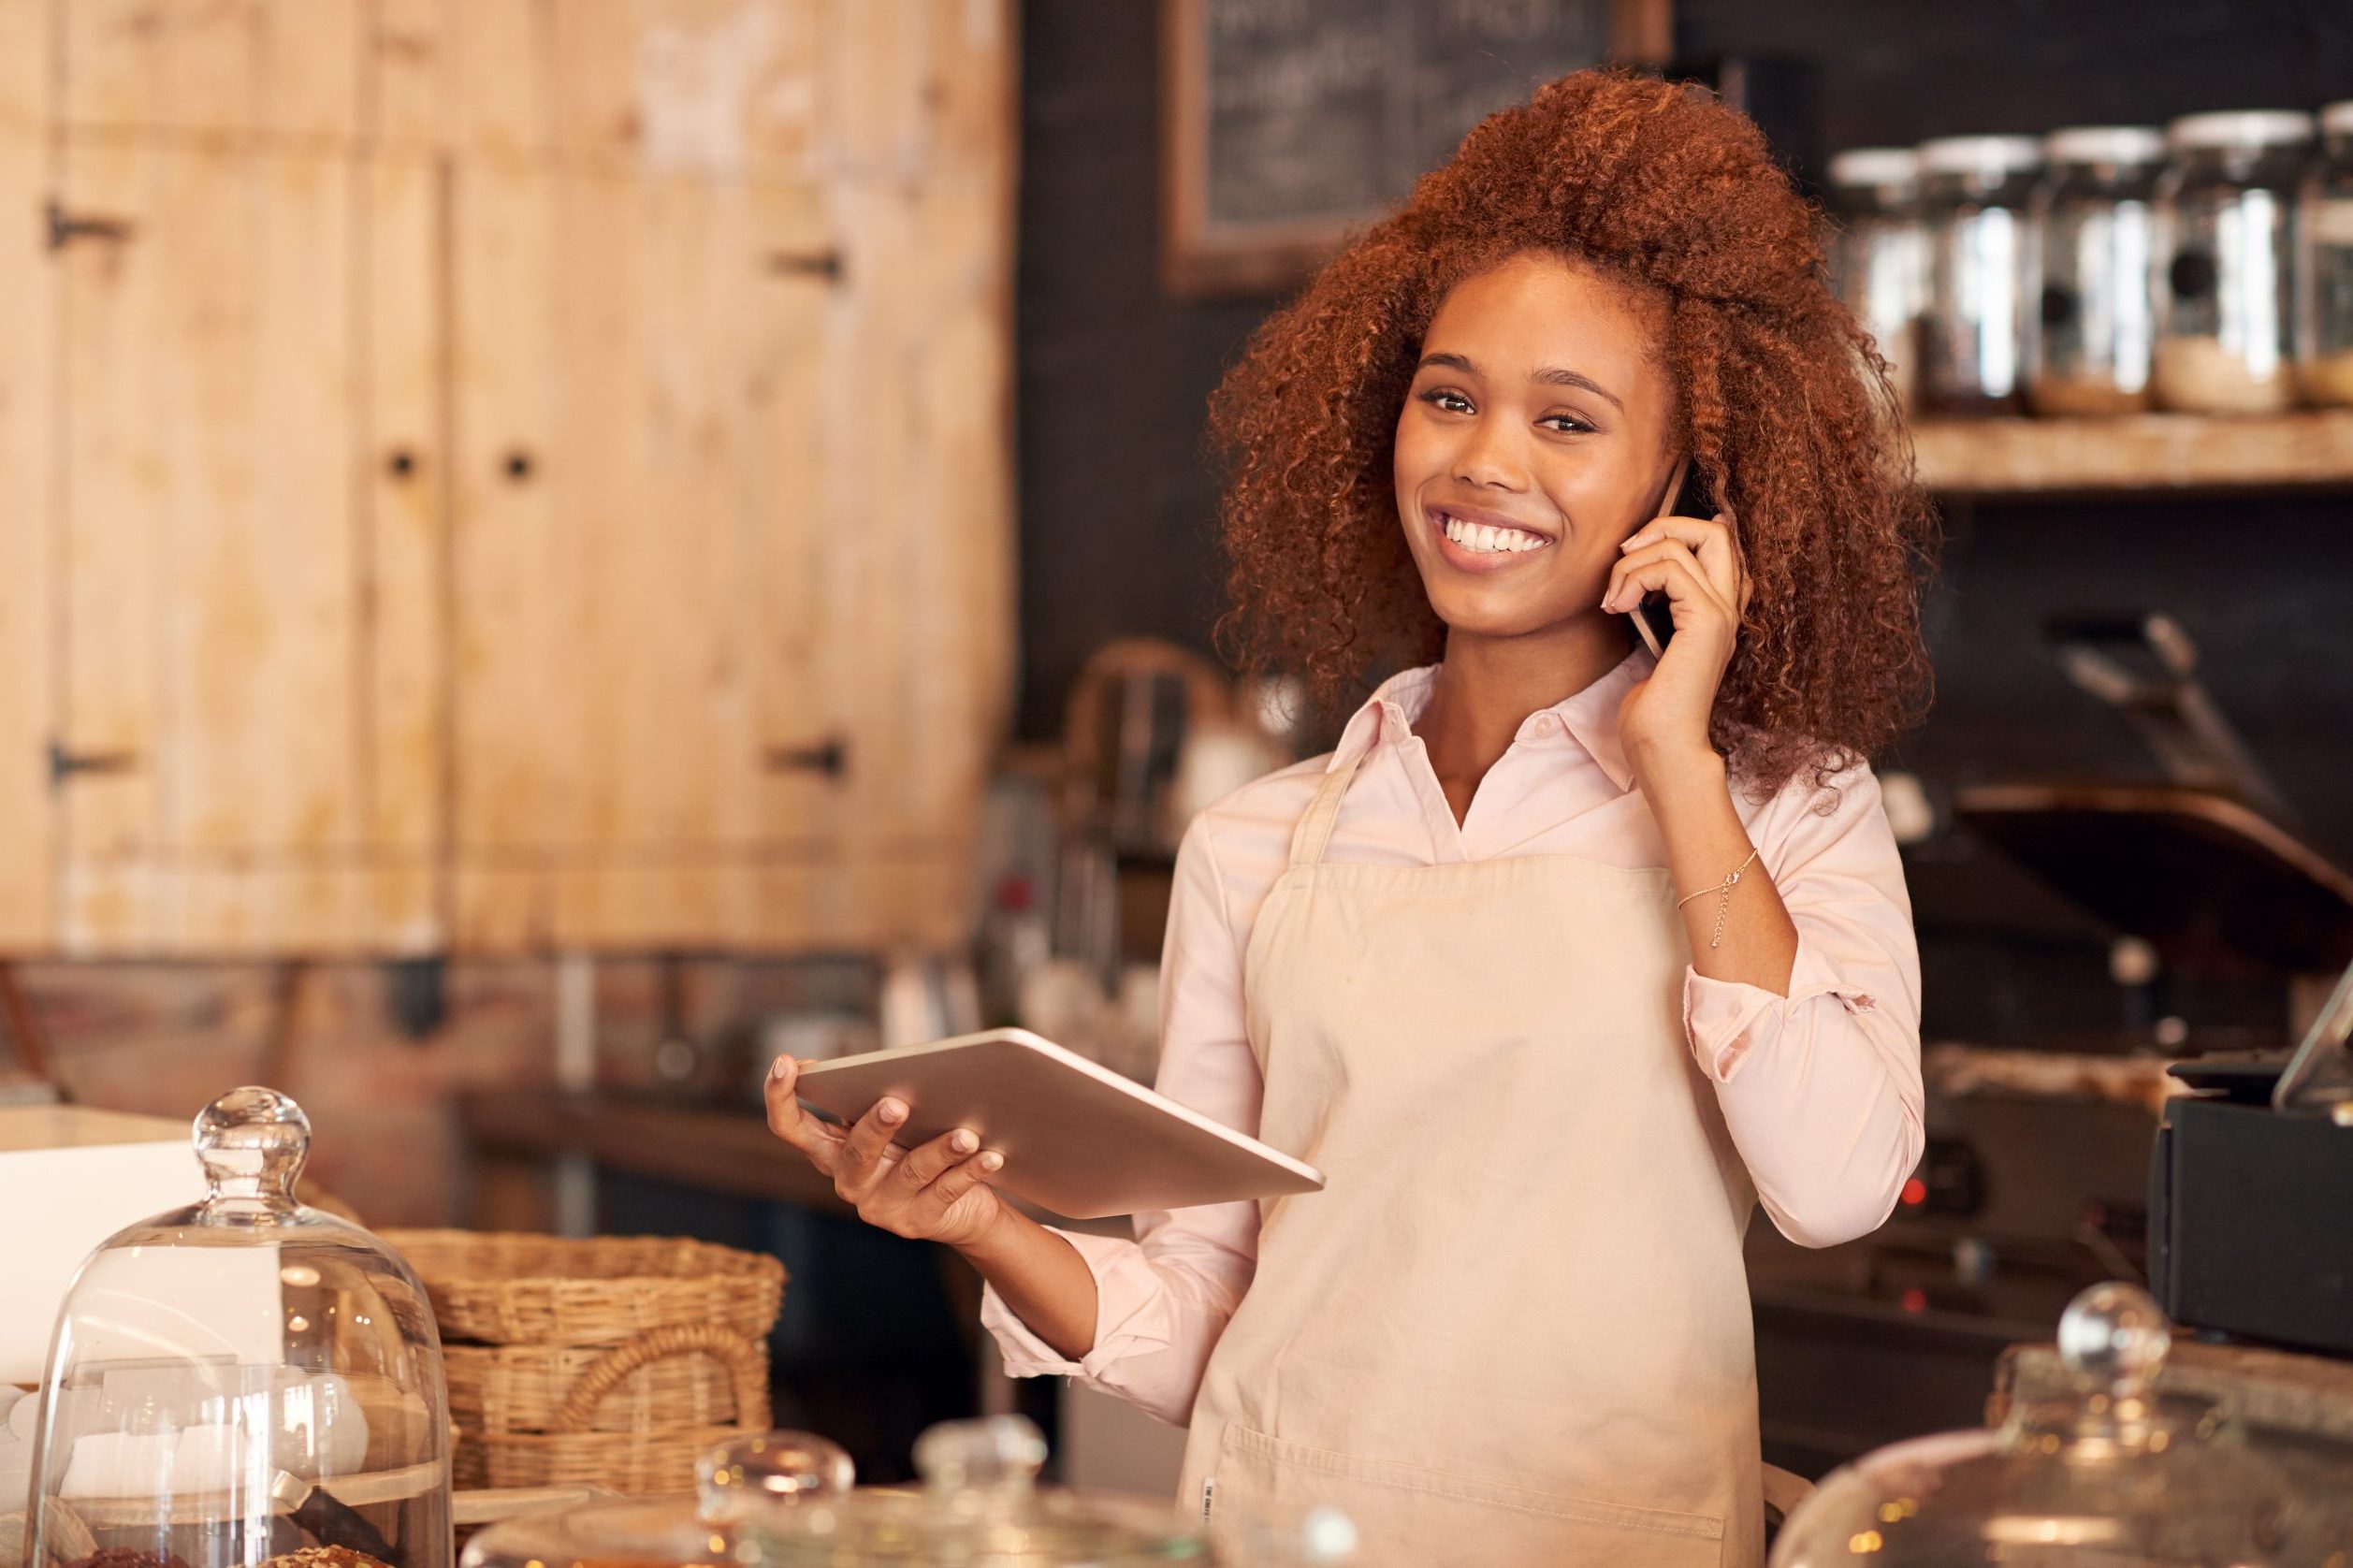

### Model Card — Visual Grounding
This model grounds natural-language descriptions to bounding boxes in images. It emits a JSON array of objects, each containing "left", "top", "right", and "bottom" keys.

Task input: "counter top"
[{"left": 460, "top": 1091, "right": 850, "bottom": 1216}]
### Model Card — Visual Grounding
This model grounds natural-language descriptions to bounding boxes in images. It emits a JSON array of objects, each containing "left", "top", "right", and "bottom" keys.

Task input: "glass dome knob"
[
  {"left": 2056, "top": 1280, "right": 2171, "bottom": 1397},
  {"left": 193, "top": 1084, "right": 312, "bottom": 1203},
  {"left": 696, "top": 1430, "right": 855, "bottom": 1523},
  {"left": 912, "top": 1415, "right": 1049, "bottom": 1496}
]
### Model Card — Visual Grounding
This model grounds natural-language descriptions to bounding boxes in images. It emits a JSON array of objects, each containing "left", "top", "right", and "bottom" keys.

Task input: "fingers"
[
  {"left": 763, "top": 1055, "right": 846, "bottom": 1173},
  {"left": 916, "top": 1147, "right": 1004, "bottom": 1222},
  {"left": 891, "top": 1125, "right": 980, "bottom": 1196},
  {"left": 1603, "top": 542, "right": 1732, "bottom": 626},
  {"left": 834, "top": 1096, "right": 910, "bottom": 1200},
  {"left": 1620, "top": 513, "right": 1743, "bottom": 608}
]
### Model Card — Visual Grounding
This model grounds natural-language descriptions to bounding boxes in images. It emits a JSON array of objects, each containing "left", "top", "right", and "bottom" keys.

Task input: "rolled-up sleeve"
[
  {"left": 1683, "top": 763, "right": 1925, "bottom": 1249},
  {"left": 978, "top": 813, "right": 1264, "bottom": 1427}
]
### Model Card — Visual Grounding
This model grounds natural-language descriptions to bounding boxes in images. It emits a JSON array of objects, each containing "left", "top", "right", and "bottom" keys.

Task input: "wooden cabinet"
[{"left": 2, "top": 0, "right": 1012, "bottom": 956}]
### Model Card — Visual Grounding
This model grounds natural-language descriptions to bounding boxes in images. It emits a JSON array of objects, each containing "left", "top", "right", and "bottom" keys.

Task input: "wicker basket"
[
  {"left": 383, "top": 1229, "right": 785, "bottom": 1346},
  {"left": 445, "top": 1339, "right": 750, "bottom": 1435},
  {"left": 451, "top": 1325, "right": 772, "bottom": 1493}
]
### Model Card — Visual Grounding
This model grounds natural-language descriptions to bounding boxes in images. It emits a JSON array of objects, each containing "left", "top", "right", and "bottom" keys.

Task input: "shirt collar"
[{"left": 1329, "top": 646, "right": 1653, "bottom": 791}]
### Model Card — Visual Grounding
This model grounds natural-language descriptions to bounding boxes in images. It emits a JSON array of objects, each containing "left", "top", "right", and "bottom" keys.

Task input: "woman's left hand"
[{"left": 1602, "top": 512, "right": 1750, "bottom": 769}]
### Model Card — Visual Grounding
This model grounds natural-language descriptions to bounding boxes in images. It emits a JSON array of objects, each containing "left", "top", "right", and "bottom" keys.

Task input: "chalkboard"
[{"left": 1162, "top": 0, "right": 1665, "bottom": 297}]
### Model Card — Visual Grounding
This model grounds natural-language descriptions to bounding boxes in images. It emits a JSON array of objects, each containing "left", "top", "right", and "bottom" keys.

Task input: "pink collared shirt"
[{"left": 982, "top": 649, "right": 1925, "bottom": 1427}]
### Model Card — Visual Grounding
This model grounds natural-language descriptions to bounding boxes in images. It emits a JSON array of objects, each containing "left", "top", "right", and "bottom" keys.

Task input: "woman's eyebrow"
[
  {"left": 1416, "top": 352, "right": 1622, "bottom": 412},
  {"left": 1532, "top": 366, "right": 1623, "bottom": 410}
]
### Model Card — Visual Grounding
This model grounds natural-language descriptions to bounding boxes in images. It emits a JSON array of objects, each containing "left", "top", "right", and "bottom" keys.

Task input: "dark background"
[{"left": 1013, "top": 1, "right": 2353, "bottom": 1044}]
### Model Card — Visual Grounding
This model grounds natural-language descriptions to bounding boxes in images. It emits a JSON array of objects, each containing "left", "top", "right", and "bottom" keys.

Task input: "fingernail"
[
  {"left": 879, "top": 1099, "right": 906, "bottom": 1124},
  {"left": 979, "top": 1152, "right": 1003, "bottom": 1171},
  {"left": 769, "top": 1054, "right": 792, "bottom": 1081},
  {"left": 951, "top": 1129, "right": 977, "bottom": 1154}
]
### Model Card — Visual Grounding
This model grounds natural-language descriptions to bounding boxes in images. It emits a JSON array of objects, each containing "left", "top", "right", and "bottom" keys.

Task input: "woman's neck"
[{"left": 1413, "top": 615, "right": 1634, "bottom": 822}]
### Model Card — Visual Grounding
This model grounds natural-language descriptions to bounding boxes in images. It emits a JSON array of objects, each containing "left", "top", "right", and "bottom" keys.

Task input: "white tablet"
[{"left": 792, "top": 1027, "right": 1324, "bottom": 1219}]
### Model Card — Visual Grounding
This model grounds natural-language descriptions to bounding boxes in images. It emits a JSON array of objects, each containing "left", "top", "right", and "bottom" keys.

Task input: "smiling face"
[{"left": 1394, "top": 251, "right": 1684, "bottom": 646}]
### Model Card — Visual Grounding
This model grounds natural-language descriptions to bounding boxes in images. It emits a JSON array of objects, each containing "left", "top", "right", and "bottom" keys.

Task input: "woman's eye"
[
  {"left": 1417, "top": 387, "right": 1473, "bottom": 414},
  {"left": 1539, "top": 414, "right": 1595, "bottom": 434}
]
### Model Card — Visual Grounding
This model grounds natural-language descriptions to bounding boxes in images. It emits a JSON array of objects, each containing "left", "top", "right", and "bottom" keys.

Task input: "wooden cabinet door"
[
  {"left": 0, "top": 0, "right": 55, "bottom": 948},
  {"left": 449, "top": 158, "right": 1009, "bottom": 952},
  {"left": 449, "top": 162, "right": 842, "bottom": 949},
  {"left": 53, "top": 138, "right": 443, "bottom": 953}
]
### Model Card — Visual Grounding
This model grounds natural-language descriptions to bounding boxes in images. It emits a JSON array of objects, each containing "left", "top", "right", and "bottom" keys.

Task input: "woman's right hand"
[{"left": 763, "top": 1054, "right": 1008, "bottom": 1250}]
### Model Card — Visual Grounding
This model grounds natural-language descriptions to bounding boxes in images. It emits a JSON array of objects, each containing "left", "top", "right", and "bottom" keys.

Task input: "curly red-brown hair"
[{"left": 1211, "top": 68, "right": 1935, "bottom": 795}]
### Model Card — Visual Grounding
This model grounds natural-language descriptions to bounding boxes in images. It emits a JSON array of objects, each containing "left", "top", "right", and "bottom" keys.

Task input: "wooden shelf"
[{"left": 1911, "top": 410, "right": 2353, "bottom": 495}]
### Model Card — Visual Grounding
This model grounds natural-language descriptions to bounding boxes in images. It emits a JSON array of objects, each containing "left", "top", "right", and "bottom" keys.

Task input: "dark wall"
[
  {"left": 1015, "top": 5, "right": 1267, "bottom": 741},
  {"left": 1015, "top": 2, "right": 2353, "bottom": 1038}
]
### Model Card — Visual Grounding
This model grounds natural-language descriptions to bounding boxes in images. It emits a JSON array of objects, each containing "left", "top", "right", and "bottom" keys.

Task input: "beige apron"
[{"left": 1177, "top": 755, "right": 1765, "bottom": 1568}]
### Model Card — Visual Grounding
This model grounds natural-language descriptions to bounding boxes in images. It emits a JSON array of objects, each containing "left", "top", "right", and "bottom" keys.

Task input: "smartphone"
[{"left": 1632, "top": 463, "right": 1719, "bottom": 659}]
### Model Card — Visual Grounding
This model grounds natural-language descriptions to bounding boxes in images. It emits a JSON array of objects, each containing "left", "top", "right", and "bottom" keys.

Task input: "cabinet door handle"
[
  {"left": 385, "top": 447, "right": 420, "bottom": 479},
  {"left": 49, "top": 740, "right": 139, "bottom": 786},
  {"left": 501, "top": 448, "right": 536, "bottom": 482},
  {"left": 45, "top": 200, "right": 137, "bottom": 251},
  {"left": 764, "top": 737, "right": 849, "bottom": 779}
]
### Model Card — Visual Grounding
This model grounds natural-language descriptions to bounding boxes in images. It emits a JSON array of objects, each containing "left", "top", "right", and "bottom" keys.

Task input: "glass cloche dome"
[
  {"left": 1769, "top": 1283, "right": 2294, "bottom": 1568},
  {"left": 458, "top": 1430, "right": 853, "bottom": 1568},
  {"left": 24, "top": 1088, "right": 453, "bottom": 1568},
  {"left": 739, "top": 1416, "right": 1212, "bottom": 1566}
]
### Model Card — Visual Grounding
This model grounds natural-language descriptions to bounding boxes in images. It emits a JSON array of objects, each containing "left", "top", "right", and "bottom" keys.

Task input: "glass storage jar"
[
  {"left": 459, "top": 1431, "right": 853, "bottom": 1568},
  {"left": 2027, "top": 126, "right": 2167, "bottom": 415},
  {"left": 1768, "top": 1283, "right": 2294, "bottom": 1567},
  {"left": 24, "top": 1089, "right": 454, "bottom": 1568},
  {"left": 738, "top": 1416, "right": 1214, "bottom": 1565},
  {"left": 1917, "top": 136, "right": 2044, "bottom": 415},
  {"left": 2154, "top": 109, "right": 2314, "bottom": 413},
  {"left": 2297, "top": 99, "right": 2353, "bottom": 406},
  {"left": 1825, "top": 147, "right": 1925, "bottom": 410}
]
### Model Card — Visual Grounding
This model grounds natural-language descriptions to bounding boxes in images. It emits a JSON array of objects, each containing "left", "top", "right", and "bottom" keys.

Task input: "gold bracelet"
[{"left": 1677, "top": 849, "right": 1759, "bottom": 950}]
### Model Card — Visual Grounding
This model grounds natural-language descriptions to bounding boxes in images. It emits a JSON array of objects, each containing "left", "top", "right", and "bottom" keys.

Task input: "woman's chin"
[{"left": 1422, "top": 582, "right": 1575, "bottom": 641}]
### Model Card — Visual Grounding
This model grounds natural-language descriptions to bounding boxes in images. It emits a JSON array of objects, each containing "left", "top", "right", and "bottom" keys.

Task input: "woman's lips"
[{"left": 1428, "top": 506, "right": 1555, "bottom": 574}]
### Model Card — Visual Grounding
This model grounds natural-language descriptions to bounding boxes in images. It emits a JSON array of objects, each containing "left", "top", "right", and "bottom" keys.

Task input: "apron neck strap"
[{"left": 1288, "top": 755, "right": 1363, "bottom": 867}]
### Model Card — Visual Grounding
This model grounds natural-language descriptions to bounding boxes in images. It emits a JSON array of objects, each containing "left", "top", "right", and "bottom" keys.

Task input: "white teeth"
[{"left": 1442, "top": 514, "right": 1546, "bottom": 555}]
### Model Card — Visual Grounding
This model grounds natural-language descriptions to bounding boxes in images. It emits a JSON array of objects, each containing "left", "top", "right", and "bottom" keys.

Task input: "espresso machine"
[{"left": 1747, "top": 614, "right": 2353, "bottom": 1475}]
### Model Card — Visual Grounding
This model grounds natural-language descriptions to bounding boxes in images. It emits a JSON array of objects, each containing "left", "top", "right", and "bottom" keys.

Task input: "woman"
[{"left": 765, "top": 70, "right": 1933, "bottom": 1567}]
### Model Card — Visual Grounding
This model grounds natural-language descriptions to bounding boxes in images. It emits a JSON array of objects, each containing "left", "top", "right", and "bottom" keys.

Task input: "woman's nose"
[{"left": 1452, "top": 416, "right": 1528, "bottom": 491}]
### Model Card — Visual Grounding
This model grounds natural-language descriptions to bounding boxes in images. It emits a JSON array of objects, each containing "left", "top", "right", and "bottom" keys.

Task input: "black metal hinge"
[
  {"left": 49, "top": 739, "right": 138, "bottom": 787},
  {"left": 45, "top": 200, "right": 136, "bottom": 251},
  {"left": 764, "top": 736, "right": 849, "bottom": 779},
  {"left": 764, "top": 247, "right": 844, "bottom": 283}
]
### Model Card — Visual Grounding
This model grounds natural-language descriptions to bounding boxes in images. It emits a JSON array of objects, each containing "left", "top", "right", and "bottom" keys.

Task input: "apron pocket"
[{"left": 1214, "top": 1422, "right": 1725, "bottom": 1568}]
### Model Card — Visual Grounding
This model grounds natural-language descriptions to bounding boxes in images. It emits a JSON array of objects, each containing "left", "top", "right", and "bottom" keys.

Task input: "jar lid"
[
  {"left": 2167, "top": 109, "right": 2315, "bottom": 151},
  {"left": 2043, "top": 125, "right": 2167, "bottom": 166},
  {"left": 1827, "top": 147, "right": 1919, "bottom": 189},
  {"left": 741, "top": 1416, "right": 1208, "bottom": 1565},
  {"left": 461, "top": 1431, "right": 854, "bottom": 1568},
  {"left": 1917, "top": 136, "right": 2043, "bottom": 177},
  {"left": 2322, "top": 100, "right": 2353, "bottom": 138}
]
